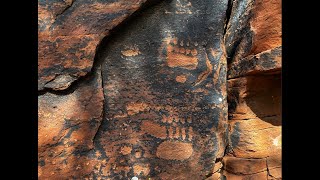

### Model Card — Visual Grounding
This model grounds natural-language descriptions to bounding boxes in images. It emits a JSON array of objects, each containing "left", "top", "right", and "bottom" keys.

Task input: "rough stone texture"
[
  {"left": 38, "top": 0, "right": 282, "bottom": 179},
  {"left": 227, "top": 46, "right": 281, "bottom": 79},
  {"left": 223, "top": 74, "right": 281, "bottom": 179},
  {"left": 224, "top": 69, "right": 281, "bottom": 180},
  {"left": 38, "top": 0, "right": 154, "bottom": 91},
  {"left": 95, "top": 0, "right": 229, "bottom": 179},
  {"left": 222, "top": 0, "right": 282, "bottom": 178},
  {"left": 38, "top": 0, "right": 229, "bottom": 179},
  {"left": 38, "top": 69, "right": 104, "bottom": 179},
  {"left": 225, "top": 0, "right": 281, "bottom": 66},
  {"left": 228, "top": 75, "right": 281, "bottom": 125}
]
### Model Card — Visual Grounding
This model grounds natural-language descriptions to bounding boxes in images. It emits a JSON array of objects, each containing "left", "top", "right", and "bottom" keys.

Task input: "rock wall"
[
  {"left": 223, "top": 0, "right": 281, "bottom": 179},
  {"left": 38, "top": 0, "right": 156, "bottom": 91},
  {"left": 38, "top": 0, "right": 281, "bottom": 179}
]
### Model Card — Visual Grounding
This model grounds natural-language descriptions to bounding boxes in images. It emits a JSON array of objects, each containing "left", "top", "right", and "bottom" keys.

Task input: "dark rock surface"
[{"left": 96, "top": 0, "right": 228, "bottom": 178}]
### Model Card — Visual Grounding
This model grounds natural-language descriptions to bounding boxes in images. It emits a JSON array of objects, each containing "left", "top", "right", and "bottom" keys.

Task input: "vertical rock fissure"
[
  {"left": 266, "top": 157, "right": 271, "bottom": 179},
  {"left": 221, "top": 0, "right": 236, "bottom": 176},
  {"left": 224, "top": 0, "right": 234, "bottom": 36},
  {"left": 92, "top": 67, "right": 105, "bottom": 145}
]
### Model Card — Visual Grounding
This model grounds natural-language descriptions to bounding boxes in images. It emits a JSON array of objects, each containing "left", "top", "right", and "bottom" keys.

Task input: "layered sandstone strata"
[{"left": 223, "top": 0, "right": 281, "bottom": 179}]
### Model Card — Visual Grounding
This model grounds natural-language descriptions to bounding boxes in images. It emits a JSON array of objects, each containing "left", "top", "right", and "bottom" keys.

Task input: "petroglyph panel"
[{"left": 93, "top": 0, "right": 229, "bottom": 179}]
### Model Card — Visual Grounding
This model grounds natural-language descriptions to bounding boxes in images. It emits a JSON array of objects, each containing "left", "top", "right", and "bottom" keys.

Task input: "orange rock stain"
[
  {"left": 156, "top": 141, "right": 193, "bottom": 160},
  {"left": 141, "top": 120, "right": 167, "bottom": 139},
  {"left": 176, "top": 75, "right": 187, "bottom": 83}
]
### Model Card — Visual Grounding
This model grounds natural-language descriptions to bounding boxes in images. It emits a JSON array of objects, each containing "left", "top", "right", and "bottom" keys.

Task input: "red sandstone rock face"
[
  {"left": 227, "top": 75, "right": 281, "bottom": 157},
  {"left": 227, "top": 46, "right": 281, "bottom": 79},
  {"left": 38, "top": 0, "right": 282, "bottom": 179},
  {"left": 224, "top": 75, "right": 281, "bottom": 179},
  {"left": 38, "top": 0, "right": 152, "bottom": 91},
  {"left": 223, "top": 0, "right": 282, "bottom": 179},
  {"left": 38, "top": 70, "right": 104, "bottom": 179},
  {"left": 225, "top": 0, "right": 281, "bottom": 66}
]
